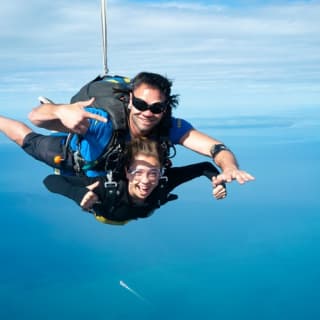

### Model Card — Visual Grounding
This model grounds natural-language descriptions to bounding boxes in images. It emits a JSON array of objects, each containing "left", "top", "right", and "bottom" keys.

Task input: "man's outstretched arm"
[
  {"left": 28, "top": 98, "right": 107, "bottom": 134},
  {"left": 180, "top": 128, "right": 255, "bottom": 185}
]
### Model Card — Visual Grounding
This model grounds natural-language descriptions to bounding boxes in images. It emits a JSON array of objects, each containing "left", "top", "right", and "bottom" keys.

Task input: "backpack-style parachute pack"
[
  {"left": 68, "top": 74, "right": 131, "bottom": 178},
  {"left": 70, "top": 74, "right": 131, "bottom": 131}
]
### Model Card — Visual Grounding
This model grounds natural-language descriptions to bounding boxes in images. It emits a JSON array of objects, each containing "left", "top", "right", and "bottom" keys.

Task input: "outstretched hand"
[
  {"left": 212, "top": 168, "right": 255, "bottom": 186},
  {"left": 213, "top": 183, "right": 227, "bottom": 200},
  {"left": 80, "top": 181, "right": 100, "bottom": 210},
  {"left": 55, "top": 98, "right": 107, "bottom": 134}
]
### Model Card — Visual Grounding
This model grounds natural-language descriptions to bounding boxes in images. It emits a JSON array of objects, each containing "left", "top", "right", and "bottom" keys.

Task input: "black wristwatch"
[{"left": 210, "top": 144, "right": 229, "bottom": 159}]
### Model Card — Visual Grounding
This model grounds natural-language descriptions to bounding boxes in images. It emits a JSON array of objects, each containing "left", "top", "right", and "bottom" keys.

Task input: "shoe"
[{"left": 38, "top": 96, "right": 54, "bottom": 104}]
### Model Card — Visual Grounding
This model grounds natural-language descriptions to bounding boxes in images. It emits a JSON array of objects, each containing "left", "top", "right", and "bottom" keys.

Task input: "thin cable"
[{"left": 101, "top": 0, "right": 108, "bottom": 76}]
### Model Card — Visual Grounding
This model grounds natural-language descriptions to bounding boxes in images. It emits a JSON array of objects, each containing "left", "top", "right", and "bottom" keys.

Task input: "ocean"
[{"left": 0, "top": 111, "right": 319, "bottom": 319}]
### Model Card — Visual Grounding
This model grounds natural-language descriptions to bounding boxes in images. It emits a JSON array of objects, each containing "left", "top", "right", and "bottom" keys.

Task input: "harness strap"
[
  {"left": 87, "top": 171, "right": 121, "bottom": 224},
  {"left": 155, "top": 175, "right": 178, "bottom": 207},
  {"left": 73, "top": 150, "right": 84, "bottom": 173},
  {"left": 103, "top": 170, "right": 119, "bottom": 210},
  {"left": 63, "top": 130, "right": 126, "bottom": 177}
]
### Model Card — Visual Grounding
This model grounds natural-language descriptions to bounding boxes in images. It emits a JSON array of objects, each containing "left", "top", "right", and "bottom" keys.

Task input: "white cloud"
[{"left": 0, "top": 0, "right": 320, "bottom": 116}]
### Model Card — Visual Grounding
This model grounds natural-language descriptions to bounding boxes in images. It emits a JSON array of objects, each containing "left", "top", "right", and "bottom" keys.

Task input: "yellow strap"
[{"left": 94, "top": 213, "right": 130, "bottom": 226}]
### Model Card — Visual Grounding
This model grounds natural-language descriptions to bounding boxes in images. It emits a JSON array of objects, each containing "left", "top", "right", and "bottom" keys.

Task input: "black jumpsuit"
[{"left": 43, "top": 162, "right": 220, "bottom": 224}]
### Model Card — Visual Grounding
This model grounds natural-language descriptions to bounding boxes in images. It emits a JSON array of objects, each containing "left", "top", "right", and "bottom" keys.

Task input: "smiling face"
[
  {"left": 126, "top": 154, "right": 161, "bottom": 202},
  {"left": 128, "top": 84, "right": 166, "bottom": 137}
]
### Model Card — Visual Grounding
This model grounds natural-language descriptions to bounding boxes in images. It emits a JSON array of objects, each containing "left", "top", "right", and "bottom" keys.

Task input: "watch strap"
[{"left": 210, "top": 144, "right": 229, "bottom": 159}]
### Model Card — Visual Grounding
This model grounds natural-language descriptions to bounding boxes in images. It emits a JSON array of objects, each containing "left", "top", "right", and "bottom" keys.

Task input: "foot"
[{"left": 38, "top": 96, "right": 54, "bottom": 104}]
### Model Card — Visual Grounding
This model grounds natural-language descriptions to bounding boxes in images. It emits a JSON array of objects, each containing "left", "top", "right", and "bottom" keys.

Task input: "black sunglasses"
[{"left": 132, "top": 95, "right": 167, "bottom": 114}]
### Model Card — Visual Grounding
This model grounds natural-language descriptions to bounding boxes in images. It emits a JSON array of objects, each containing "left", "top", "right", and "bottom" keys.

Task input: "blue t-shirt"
[{"left": 70, "top": 107, "right": 193, "bottom": 177}]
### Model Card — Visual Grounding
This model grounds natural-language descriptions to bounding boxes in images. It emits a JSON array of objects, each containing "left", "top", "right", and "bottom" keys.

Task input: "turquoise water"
[{"left": 0, "top": 112, "right": 319, "bottom": 319}]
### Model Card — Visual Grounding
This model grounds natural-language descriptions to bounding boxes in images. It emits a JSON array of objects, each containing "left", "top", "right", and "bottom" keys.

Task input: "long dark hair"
[{"left": 130, "top": 72, "right": 179, "bottom": 110}]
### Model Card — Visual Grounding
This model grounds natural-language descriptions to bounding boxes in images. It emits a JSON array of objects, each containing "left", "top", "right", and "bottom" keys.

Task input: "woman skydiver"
[{"left": 44, "top": 137, "right": 226, "bottom": 225}]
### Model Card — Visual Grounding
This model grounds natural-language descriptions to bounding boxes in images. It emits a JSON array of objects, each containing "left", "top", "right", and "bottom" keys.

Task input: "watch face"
[{"left": 213, "top": 144, "right": 222, "bottom": 151}]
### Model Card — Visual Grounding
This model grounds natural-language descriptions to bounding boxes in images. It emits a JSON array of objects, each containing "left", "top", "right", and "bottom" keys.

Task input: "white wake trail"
[{"left": 119, "top": 280, "right": 148, "bottom": 303}]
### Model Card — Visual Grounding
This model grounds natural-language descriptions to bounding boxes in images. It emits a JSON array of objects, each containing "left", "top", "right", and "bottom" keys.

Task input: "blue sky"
[
  {"left": 1, "top": 3, "right": 320, "bottom": 318},
  {"left": 0, "top": 0, "right": 319, "bottom": 117}
]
